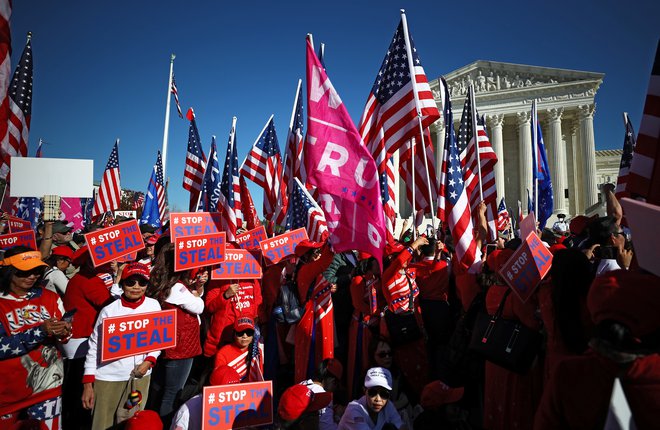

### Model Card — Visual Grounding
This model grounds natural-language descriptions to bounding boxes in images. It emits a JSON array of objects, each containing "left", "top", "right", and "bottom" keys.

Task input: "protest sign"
[
  {"left": 60, "top": 197, "right": 85, "bottom": 231},
  {"left": 621, "top": 197, "right": 660, "bottom": 277},
  {"left": 169, "top": 212, "right": 223, "bottom": 242},
  {"left": 235, "top": 226, "right": 267, "bottom": 250},
  {"left": 211, "top": 249, "right": 262, "bottom": 280},
  {"left": 519, "top": 212, "right": 536, "bottom": 240},
  {"left": 101, "top": 309, "right": 177, "bottom": 362},
  {"left": 174, "top": 232, "right": 226, "bottom": 272},
  {"left": 10, "top": 157, "right": 94, "bottom": 197},
  {"left": 85, "top": 219, "right": 145, "bottom": 267},
  {"left": 0, "top": 230, "right": 37, "bottom": 251},
  {"left": 114, "top": 210, "right": 137, "bottom": 219},
  {"left": 202, "top": 380, "right": 273, "bottom": 430},
  {"left": 259, "top": 228, "right": 308, "bottom": 266},
  {"left": 7, "top": 216, "right": 33, "bottom": 233},
  {"left": 498, "top": 232, "right": 553, "bottom": 303}
]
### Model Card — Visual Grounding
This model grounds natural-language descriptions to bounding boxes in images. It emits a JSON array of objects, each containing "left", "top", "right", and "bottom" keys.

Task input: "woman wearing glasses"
[
  {"left": 213, "top": 317, "right": 264, "bottom": 382},
  {"left": 43, "top": 245, "right": 73, "bottom": 297},
  {"left": 81, "top": 262, "right": 161, "bottom": 430},
  {"left": 338, "top": 367, "right": 405, "bottom": 430}
]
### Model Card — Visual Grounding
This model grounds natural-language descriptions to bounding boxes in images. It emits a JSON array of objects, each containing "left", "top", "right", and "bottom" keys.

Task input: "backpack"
[{"left": 273, "top": 280, "right": 304, "bottom": 324}]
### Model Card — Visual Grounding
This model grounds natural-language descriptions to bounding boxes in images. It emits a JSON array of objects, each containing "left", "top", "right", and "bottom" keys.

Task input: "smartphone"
[
  {"left": 62, "top": 308, "right": 77, "bottom": 323},
  {"left": 485, "top": 244, "right": 497, "bottom": 257},
  {"left": 425, "top": 224, "right": 434, "bottom": 237}
]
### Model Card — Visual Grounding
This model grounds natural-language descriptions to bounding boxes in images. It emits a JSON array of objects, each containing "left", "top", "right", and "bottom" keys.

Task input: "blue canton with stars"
[
  {"left": 187, "top": 117, "right": 204, "bottom": 160},
  {"left": 105, "top": 141, "right": 120, "bottom": 169},
  {"left": 9, "top": 38, "right": 33, "bottom": 116},
  {"left": 219, "top": 128, "right": 239, "bottom": 209},
  {"left": 444, "top": 89, "right": 465, "bottom": 205},
  {"left": 285, "top": 180, "right": 315, "bottom": 231},
  {"left": 200, "top": 137, "right": 220, "bottom": 212},
  {"left": 457, "top": 91, "right": 474, "bottom": 156},
  {"left": 256, "top": 119, "right": 281, "bottom": 157}
]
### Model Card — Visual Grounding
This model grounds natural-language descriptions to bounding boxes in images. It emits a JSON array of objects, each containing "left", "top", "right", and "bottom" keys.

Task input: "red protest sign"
[
  {"left": 235, "top": 226, "right": 267, "bottom": 250},
  {"left": 202, "top": 380, "right": 273, "bottom": 430},
  {"left": 519, "top": 212, "right": 536, "bottom": 240},
  {"left": 84, "top": 220, "right": 145, "bottom": 267},
  {"left": 7, "top": 217, "right": 32, "bottom": 233},
  {"left": 100, "top": 309, "right": 177, "bottom": 362},
  {"left": 259, "top": 228, "right": 308, "bottom": 266},
  {"left": 169, "top": 212, "right": 223, "bottom": 242},
  {"left": 498, "top": 232, "right": 553, "bottom": 303},
  {"left": 174, "top": 232, "right": 226, "bottom": 272},
  {"left": 211, "top": 249, "right": 262, "bottom": 280},
  {"left": 0, "top": 230, "right": 37, "bottom": 251}
]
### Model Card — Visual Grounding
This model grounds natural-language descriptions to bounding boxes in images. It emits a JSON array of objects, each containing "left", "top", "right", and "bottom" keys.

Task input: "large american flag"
[
  {"left": 92, "top": 140, "right": 121, "bottom": 218},
  {"left": 627, "top": 41, "right": 660, "bottom": 204},
  {"left": 438, "top": 82, "right": 481, "bottom": 272},
  {"left": 16, "top": 139, "right": 42, "bottom": 230},
  {"left": 615, "top": 114, "right": 636, "bottom": 198},
  {"left": 239, "top": 115, "right": 284, "bottom": 227},
  {"left": 497, "top": 197, "right": 510, "bottom": 232},
  {"left": 379, "top": 157, "right": 397, "bottom": 234},
  {"left": 457, "top": 86, "right": 498, "bottom": 240},
  {"left": 140, "top": 151, "right": 166, "bottom": 228},
  {"left": 285, "top": 177, "right": 328, "bottom": 242},
  {"left": 0, "top": 33, "right": 31, "bottom": 180},
  {"left": 239, "top": 175, "right": 262, "bottom": 230},
  {"left": 359, "top": 18, "right": 440, "bottom": 175},
  {"left": 399, "top": 128, "right": 439, "bottom": 226},
  {"left": 199, "top": 136, "right": 220, "bottom": 212},
  {"left": 171, "top": 74, "right": 183, "bottom": 118},
  {"left": 183, "top": 108, "right": 207, "bottom": 211},
  {"left": 218, "top": 119, "right": 242, "bottom": 241},
  {"left": 282, "top": 79, "right": 305, "bottom": 198},
  {"left": 0, "top": 1, "right": 11, "bottom": 178}
]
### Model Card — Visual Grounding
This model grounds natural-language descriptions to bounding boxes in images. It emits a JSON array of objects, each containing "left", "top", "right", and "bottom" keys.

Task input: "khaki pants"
[{"left": 91, "top": 376, "right": 150, "bottom": 430}]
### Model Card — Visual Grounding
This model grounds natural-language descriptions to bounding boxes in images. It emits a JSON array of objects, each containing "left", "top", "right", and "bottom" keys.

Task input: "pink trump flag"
[
  {"left": 60, "top": 197, "right": 84, "bottom": 231},
  {"left": 304, "top": 36, "right": 386, "bottom": 266}
]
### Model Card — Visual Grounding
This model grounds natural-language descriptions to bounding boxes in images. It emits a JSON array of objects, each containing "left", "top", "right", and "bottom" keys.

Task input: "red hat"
[
  {"left": 278, "top": 384, "right": 332, "bottom": 422},
  {"left": 487, "top": 248, "right": 514, "bottom": 273},
  {"left": 51, "top": 246, "right": 74, "bottom": 259},
  {"left": 209, "top": 365, "right": 241, "bottom": 386},
  {"left": 549, "top": 243, "right": 567, "bottom": 255},
  {"left": 234, "top": 317, "right": 255, "bottom": 332},
  {"left": 486, "top": 249, "right": 502, "bottom": 272},
  {"left": 71, "top": 246, "right": 89, "bottom": 267},
  {"left": 325, "top": 358, "right": 343, "bottom": 380},
  {"left": 421, "top": 380, "right": 464, "bottom": 409},
  {"left": 121, "top": 262, "right": 150, "bottom": 281},
  {"left": 294, "top": 240, "right": 323, "bottom": 257},
  {"left": 124, "top": 410, "right": 163, "bottom": 430},
  {"left": 570, "top": 215, "right": 597, "bottom": 236},
  {"left": 145, "top": 234, "right": 160, "bottom": 245}
]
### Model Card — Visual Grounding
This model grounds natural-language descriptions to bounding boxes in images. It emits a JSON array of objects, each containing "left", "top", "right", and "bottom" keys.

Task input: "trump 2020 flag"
[
  {"left": 305, "top": 36, "right": 386, "bottom": 266},
  {"left": 531, "top": 101, "right": 553, "bottom": 229}
]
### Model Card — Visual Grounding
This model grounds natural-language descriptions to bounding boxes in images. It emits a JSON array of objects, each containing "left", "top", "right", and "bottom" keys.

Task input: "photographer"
[{"left": 587, "top": 216, "right": 633, "bottom": 275}]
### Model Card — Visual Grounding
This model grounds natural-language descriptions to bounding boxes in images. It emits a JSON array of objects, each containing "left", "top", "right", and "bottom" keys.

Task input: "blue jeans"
[{"left": 159, "top": 357, "right": 194, "bottom": 419}]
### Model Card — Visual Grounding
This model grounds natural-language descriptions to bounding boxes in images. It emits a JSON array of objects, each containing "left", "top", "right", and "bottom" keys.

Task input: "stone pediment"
[{"left": 438, "top": 60, "right": 604, "bottom": 100}]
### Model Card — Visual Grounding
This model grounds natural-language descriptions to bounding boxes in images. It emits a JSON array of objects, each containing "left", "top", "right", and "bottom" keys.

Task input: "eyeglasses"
[
  {"left": 377, "top": 351, "right": 393, "bottom": 358},
  {"left": 367, "top": 388, "right": 391, "bottom": 399},
  {"left": 235, "top": 329, "right": 255, "bottom": 338},
  {"left": 124, "top": 278, "right": 148, "bottom": 287},
  {"left": 56, "top": 257, "right": 72, "bottom": 263},
  {"left": 15, "top": 268, "right": 45, "bottom": 278}
]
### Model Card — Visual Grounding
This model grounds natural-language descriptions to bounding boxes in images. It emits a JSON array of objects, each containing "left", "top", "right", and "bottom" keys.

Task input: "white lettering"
[
  {"left": 354, "top": 157, "right": 378, "bottom": 188},
  {"left": 367, "top": 223, "right": 382, "bottom": 248},
  {"left": 309, "top": 66, "right": 342, "bottom": 109},
  {"left": 317, "top": 142, "right": 348, "bottom": 177}
]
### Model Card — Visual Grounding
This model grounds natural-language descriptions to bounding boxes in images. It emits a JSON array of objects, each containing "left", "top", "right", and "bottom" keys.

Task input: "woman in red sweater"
[{"left": 213, "top": 317, "right": 264, "bottom": 382}]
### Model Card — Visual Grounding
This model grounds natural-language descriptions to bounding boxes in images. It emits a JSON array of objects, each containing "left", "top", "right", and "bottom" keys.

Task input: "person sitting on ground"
[
  {"left": 278, "top": 383, "right": 333, "bottom": 430},
  {"left": 300, "top": 358, "right": 344, "bottom": 430}
]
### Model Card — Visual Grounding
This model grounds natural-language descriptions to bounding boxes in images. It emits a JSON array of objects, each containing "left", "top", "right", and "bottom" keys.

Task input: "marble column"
[
  {"left": 566, "top": 123, "right": 580, "bottom": 215},
  {"left": 547, "top": 107, "right": 567, "bottom": 214},
  {"left": 578, "top": 104, "right": 598, "bottom": 209},
  {"left": 517, "top": 111, "right": 532, "bottom": 213},
  {"left": 487, "top": 114, "right": 505, "bottom": 201},
  {"left": 434, "top": 119, "right": 445, "bottom": 178},
  {"left": 572, "top": 123, "right": 584, "bottom": 214}
]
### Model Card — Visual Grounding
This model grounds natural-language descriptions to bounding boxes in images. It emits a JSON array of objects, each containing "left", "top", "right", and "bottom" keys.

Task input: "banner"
[
  {"left": 211, "top": 249, "right": 262, "bottom": 280},
  {"left": 259, "top": 227, "right": 308, "bottom": 266},
  {"left": 61, "top": 197, "right": 85, "bottom": 231},
  {"left": 169, "top": 212, "right": 223, "bottom": 242},
  {"left": 174, "top": 232, "right": 226, "bottom": 272},
  {"left": 114, "top": 210, "right": 137, "bottom": 219},
  {"left": 498, "top": 232, "right": 553, "bottom": 303},
  {"left": 519, "top": 212, "right": 536, "bottom": 240},
  {"left": 235, "top": 226, "right": 267, "bottom": 250},
  {"left": 202, "top": 381, "right": 273, "bottom": 430},
  {"left": 84, "top": 219, "right": 145, "bottom": 267},
  {"left": 7, "top": 216, "right": 32, "bottom": 233},
  {"left": 0, "top": 230, "right": 37, "bottom": 250},
  {"left": 101, "top": 309, "right": 177, "bottom": 362}
]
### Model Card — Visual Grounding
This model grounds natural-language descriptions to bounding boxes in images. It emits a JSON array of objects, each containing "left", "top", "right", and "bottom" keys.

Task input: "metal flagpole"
[
  {"left": 532, "top": 100, "right": 539, "bottom": 217},
  {"left": 623, "top": 112, "right": 629, "bottom": 128},
  {"left": 161, "top": 54, "right": 175, "bottom": 180},
  {"left": 469, "top": 84, "right": 484, "bottom": 202}
]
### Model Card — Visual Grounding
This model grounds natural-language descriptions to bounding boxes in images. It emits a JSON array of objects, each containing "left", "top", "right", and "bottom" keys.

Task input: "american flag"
[
  {"left": 199, "top": 136, "right": 220, "bottom": 212},
  {"left": 171, "top": 74, "right": 183, "bottom": 118},
  {"left": 379, "top": 157, "right": 397, "bottom": 234},
  {"left": 457, "top": 86, "right": 498, "bottom": 240},
  {"left": 183, "top": 108, "right": 207, "bottom": 211},
  {"left": 0, "top": 33, "right": 32, "bottom": 180},
  {"left": 437, "top": 81, "right": 481, "bottom": 272},
  {"left": 627, "top": 41, "right": 660, "bottom": 204},
  {"left": 239, "top": 115, "right": 284, "bottom": 227},
  {"left": 239, "top": 175, "right": 262, "bottom": 230},
  {"left": 140, "top": 151, "right": 166, "bottom": 228},
  {"left": 132, "top": 192, "right": 144, "bottom": 211},
  {"left": 285, "top": 177, "right": 328, "bottom": 242},
  {"left": 92, "top": 140, "right": 121, "bottom": 218},
  {"left": 615, "top": 114, "right": 636, "bottom": 198},
  {"left": 0, "top": 1, "right": 10, "bottom": 170},
  {"left": 399, "top": 128, "right": 439, "bottom": 226},
  {"left": 16, "top": 138, "right": 42, "bottom": 229},
  {"left": 218, "top": 118, "right": 242, "bottom": 241},
  {"left": 359, "top": 17, "right": 440, "bottom": 175},
  {"left": 497, "top": 197, "right": 510, "bottom": 232},
  {"left": 282, "top": 79, "right": 305, "bottom": 199}
]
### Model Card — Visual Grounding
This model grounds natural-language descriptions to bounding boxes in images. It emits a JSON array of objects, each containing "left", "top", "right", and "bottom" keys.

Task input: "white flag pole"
[
  {"left": 161, "top": 54, "right": 175, "bottom": 180},
  {"left": 532, "top": 100, "right": 539, "bottom": 217},
  {"left": 469, "top": 84, "right": 484, "bottom": 202},
  {"left": 622, "top": 111, "right": 629, "bottom": 128}
]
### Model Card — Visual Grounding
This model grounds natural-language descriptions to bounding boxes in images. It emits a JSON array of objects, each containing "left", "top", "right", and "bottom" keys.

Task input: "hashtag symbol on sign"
[
  {"left": 90, "top": 237, "right": 97, "bottom": 245},
  {"left": 108, "top": 323, "right": 115, "bottom": 334},
  {"left": 208, "top": 393, "right": 215, "bottom": 404},
  {"left": 178, "top": 242, "right": 184, "bottom": 249},
  {"left": 173, "top": 217, "right": 179, "bottom": 224}
]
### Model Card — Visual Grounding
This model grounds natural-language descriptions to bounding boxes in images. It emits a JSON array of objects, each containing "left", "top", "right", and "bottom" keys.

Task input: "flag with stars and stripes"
[
  {"left": 171, "top": 74, "right": 183, "bottom": 118},
  {"left": 199, "top": 136, "right": 220, "bottom": 213},
  {"left": 132, "top": 192, "right": 144, "bottom": 211},
  {"left": 615, "top": 114, "right": 636, "bottom": 199},
  {"left": 0, "top": 1, "right": 11, "bottom": 167},
  {"left": 239, "top": 175, "right": 262, "bottom": 231},
  {"left": 217, "top": 119, "right": 242, "bottom": 241},
  {"left": 379, "top": 157, "right": 397, "bottom": 234},
  {"left": 282, "top": 80, "right": 305, "bottom": 204},
  {"left": 437, "top": 80, "right": 481, "bottom": 273},
  {"left": 0, "top": 34, "right": 32, "bottom": 180},
  {"left": 497, "top": 197, "right": 510, "bottom": 232},
  {"left": 285, "top": 177, "right": 328, "bottom": 242},
  {"left": 140, "top": 151, "right": 166, "bottom": 229},
  {"left": 183, "top": 108, "right": 207, "bottom": 211},
  {"left": 239, "top": 115, "right": 284, "bottom": 228},
  {"left": 359, "top": 16, "right": 440, "bottom": 175},
  {"left": 457, "top": 85, "right": 499, "bottom": 240},
  {"left": 16, "top": 139, "right": 42, "bottom": 230},
  {"left": 399, "top": 128, "right": 439, "bottom": 226},
  {"left": 92, "top": 140, "right": 121, "bottom": 218}
]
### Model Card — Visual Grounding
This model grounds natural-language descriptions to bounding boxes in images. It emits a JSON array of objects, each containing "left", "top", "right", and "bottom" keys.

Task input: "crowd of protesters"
[{"left": 0, "top": 183, "right": 659, "bottom": 430}]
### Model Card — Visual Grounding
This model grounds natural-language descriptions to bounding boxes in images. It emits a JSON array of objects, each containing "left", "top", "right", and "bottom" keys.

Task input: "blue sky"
[{"left": 11, "top": 1, "right": 660, "bottom": 214}]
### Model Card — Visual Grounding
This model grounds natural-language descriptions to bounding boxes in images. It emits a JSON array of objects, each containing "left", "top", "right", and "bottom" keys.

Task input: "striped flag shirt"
[
  {"left": 218, "top": 119, "right": 242, "bottom": 241},
  {"left": 359, "top": 18, "right": 440, "bottom": 175},
  {"left": 92, "top": 140, "right": 121, "bottom": 218},
  {"left": 183, "top": 108, "right": 207, "bottom": 210},
  {"left": 285, "top": 177, "right": 328, "bottom": 242},
  {"left": 615, "top": 115, "right": 636, "bottom": 198}
]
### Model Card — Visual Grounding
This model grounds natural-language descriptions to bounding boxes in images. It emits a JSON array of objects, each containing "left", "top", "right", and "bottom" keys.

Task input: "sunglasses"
[
  {"left": 377, "top": 351, "right": 393, "bottom": 358},
  {"left": 15, "top": 268, "right": 45, "bottom": 278},
  {"left": 124, "top": 278, "right": 148, "bottom": 287},
  {"left": 235, "top": 329, "right": 255, "bottom": 338},
  {"left": 367, "top": 388, "right": 391, "bottom": 399}
]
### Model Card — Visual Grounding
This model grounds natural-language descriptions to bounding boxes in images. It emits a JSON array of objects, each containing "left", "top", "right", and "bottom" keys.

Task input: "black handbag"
[
  {"left": 384, "top": 275, "right": 422, "bottom": 347},
  {"left": 469, "top": 289, "right": 542, "bottom": 374}
]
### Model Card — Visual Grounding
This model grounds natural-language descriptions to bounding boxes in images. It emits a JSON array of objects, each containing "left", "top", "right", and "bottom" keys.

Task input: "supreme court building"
[{"left": 394, "top": 60, "right": 606, "bottom": 224}]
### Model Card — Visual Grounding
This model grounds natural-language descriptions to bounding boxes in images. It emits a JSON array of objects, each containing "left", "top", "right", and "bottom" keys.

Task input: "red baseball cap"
[
  {"left": 234, "top": 317, "right": 255, "bottom": 332},
  {"left": 51, "top": 246, "right": 74, "bottom": 259},
  {"left": 294, "top": 240, "right": 323, "bottom": 257},
  {"left": 124, "top": 410, "right": 163, "bottom": 430},
  {"left": 121, "top": 262, "right": 150, "bottom": 281},
  {"left": 71, "top": 246, "right": 90, "bottom": 267},
  {"left": 278, "top": 384, "right": 332, "bottom": 422},
  {"left": 421, "top": 380, "right": 464, "bottom": 409},
  {"left": 209, "top": 365, "right": 241, "bottom": 386}
]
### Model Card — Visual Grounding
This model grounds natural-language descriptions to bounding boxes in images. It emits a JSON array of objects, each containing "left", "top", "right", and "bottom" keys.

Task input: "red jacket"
[
  {"left": 63, "top": 270, "right": 113, "bottom": 339},
  {"left": 381, "top": 248, "right": 418, "bottom": 313},
  {"left": 410, "top": 257, "right": 449, "bottom": 302}
]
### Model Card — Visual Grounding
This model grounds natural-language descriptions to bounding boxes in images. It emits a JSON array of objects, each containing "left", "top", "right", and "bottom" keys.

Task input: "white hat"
[{"left": 364, "top": 367, "right": 392, "bottom": 390}]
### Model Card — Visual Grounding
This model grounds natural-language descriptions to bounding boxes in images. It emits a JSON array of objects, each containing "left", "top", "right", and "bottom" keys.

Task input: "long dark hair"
[
  {"left": 0, "top": 246, "right": 44, "bottom": 295},
  {"left": 146, "top": 243, "right": 187, "bottom": 304}
]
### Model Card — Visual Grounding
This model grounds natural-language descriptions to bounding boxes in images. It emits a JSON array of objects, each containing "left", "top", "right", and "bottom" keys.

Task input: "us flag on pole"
[
  {"left": 399, "top": 128, "right": 439, "bottom": 225},
  {"left": 283, "top": 79, "right": 305, "bottom": 193},
  {"left": 0, "top": 1, "right": 11, "bottom": 175},
  {"left": 497, "top": 197, "right": 510, "bottom": 232},
  {"left": 379, "top": 157, "right": 397, "bottom": 234},
  {"left": 359, "top": 17, "right": 440, "bottom": 175},
  {"left": 285, "top": 177, "right": 328, "bottom": 242},
  {"left": 627, "top": 41, "right": 660, "bottom": 204},
  {"left": 140, "top": 151, "right": 166, "bottom": 228},
  {"left": 92, "top": 140, "right": 121, "bottom": 218},
  {"left": 183, "top": 108, "right": 207, "bottom": 211},
  {"left": 239, "top": 175, "right": 262, "bottom": 231},
  {"left": 615, "top": 114, "right": 636, "bottom": 198},
  {"left": 171, "top": 74, "right": 183, "bottom": 118},
  {"left": 218, "top": 119, "right": 242, "bottom": 241}
]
